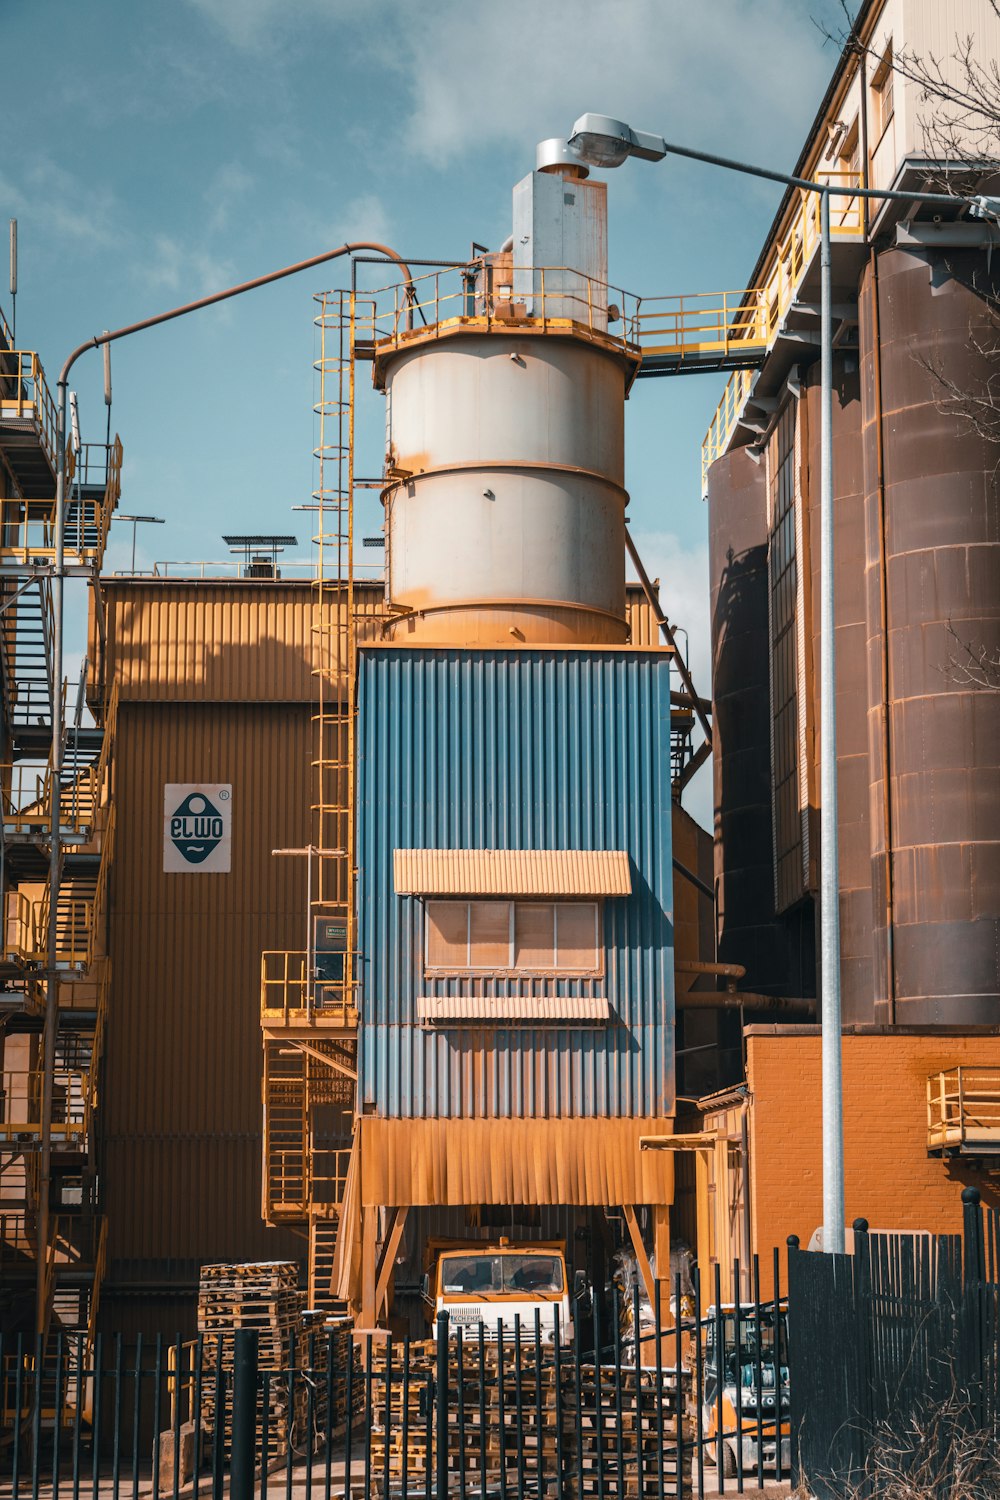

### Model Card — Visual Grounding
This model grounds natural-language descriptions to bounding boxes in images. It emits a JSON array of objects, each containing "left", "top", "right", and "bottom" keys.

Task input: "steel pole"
[
  {"left": 819, "top": 189, "right": 844, "bottom": 1253},
  {"left": 36, "top": 377, "right": 67, "bottom": 1335}
]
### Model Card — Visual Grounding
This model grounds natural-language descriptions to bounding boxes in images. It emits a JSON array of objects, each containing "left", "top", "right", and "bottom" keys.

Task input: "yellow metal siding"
[
  {"left": 624, "top": 584, "right": 664, "bottom": 649},
  {"left": 100, "top": 701, "right": 313, "bottom": 1282},
  {"left": 393, "top": 848, "right": 632, "bottom": 896},
  {"left": 358, "top": 1117, "right": 674, "bottom": 1207},
  {"left": 93, "top": 580, "right": 386, "bottom": 704}
]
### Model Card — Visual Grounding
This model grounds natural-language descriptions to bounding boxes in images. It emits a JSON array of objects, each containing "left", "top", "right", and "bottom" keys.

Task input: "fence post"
[
  {"left": 230, "top": 1329, "right": 259, "bottom": 1500},
  {"left": 960, "top": 1187, "right": 984, "bottom": 1429},
  {"left": 435, "top": 1310, "right": 450, "bottom": 1500},
  {"left": 851, "top": 1217, "right": 872, "bottom": 1487}
]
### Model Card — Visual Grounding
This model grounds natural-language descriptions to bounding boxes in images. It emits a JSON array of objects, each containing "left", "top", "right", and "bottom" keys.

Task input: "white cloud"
[
  {"left": 204, "top": 161, "right": 256, "bottom": 233},
  {"left": 143, "top": 233, "right": 236, "bottom": 296},
  {"left": 182, "top": 0, "right": 357, "bottom": 52},
  {"left": 179, "top": 0, "right": 850, "bottom": 178},
  {"left": 386, "top": 0, "right": 844, "bottom": 169},
  {"left": 629, "top": 527, "right": 713, "bottom": 831}
]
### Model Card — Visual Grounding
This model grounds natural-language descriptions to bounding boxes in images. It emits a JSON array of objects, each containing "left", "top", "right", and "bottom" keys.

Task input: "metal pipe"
[
  {"left": 819, "top": 191, "right": 844, "bottom": 1255},
  {"left": 675, "top": 990, "right": 816, "bottom": 1016},
  {"left": 36, "top": 237, "right": 411, "bottom": 1336},
  {"left": 675, "top": 959, "right": 746, "bottom": 980}
]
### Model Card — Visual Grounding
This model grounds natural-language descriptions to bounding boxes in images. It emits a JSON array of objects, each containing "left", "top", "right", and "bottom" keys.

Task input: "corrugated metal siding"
[
  {"left": 416, "top": 996, "right": 611, "bottom": 1023},
  {"left": 394, "top": 847, "right": 631, "bottom": 896},
  {"left": 94, "top": 580, "right": 386, "bottom": 704},
  {"left": 357, "top": 648, "right": 674, "bottom": 1120},
  {"left": 101, "top": 701, "right": 312, "bottom": 1275},
  {"left": 624, "top": 584, "right": 665, "bottom": 649},
  {"left": 359, "top": 1118, "right": 674, "bottom": 1206}
]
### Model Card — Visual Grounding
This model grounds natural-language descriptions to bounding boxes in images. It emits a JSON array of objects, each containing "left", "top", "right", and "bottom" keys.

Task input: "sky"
[{"left": 3, "top": 0, "right": 857, "bottom": 828}]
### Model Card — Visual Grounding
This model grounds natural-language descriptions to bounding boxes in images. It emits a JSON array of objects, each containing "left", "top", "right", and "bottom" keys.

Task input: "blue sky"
[{"left": 4, "top": 0, "right": 856, "bottom": 826}]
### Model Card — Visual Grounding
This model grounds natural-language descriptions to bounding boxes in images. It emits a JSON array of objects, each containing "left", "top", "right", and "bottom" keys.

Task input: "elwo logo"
[{"left": 169, "top": 791, "right": 226, "bottom": 865}]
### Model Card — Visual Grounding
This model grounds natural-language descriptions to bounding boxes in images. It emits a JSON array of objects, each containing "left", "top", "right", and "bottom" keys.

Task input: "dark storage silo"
[
  {"left": 859, "top": 246, "right": 1000, "bottom": 1024},
  {"left": 709, "top": 445, "right": 816, "bottom": 1003}
]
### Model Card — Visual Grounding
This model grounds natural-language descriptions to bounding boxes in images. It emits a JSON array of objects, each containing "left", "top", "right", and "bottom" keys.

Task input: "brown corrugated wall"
[{"left": 101, "top": 700, "right": 311, "bottom": 1316}]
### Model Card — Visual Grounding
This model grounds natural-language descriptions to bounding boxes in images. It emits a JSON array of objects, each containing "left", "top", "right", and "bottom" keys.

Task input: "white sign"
[{"left": 163, "top": 784, "right": 232, "bottom": 873}]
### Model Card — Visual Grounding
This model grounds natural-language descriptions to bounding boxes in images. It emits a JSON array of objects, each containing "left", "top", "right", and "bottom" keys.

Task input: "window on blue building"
[{"left": 425, "top": 899, "right": 601, "bottom": 976}]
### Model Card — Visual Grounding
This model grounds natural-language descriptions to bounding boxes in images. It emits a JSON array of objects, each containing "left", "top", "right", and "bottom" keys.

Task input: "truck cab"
[{"left": 422, "top": 1238, "right": 573, "bottom": 1344}]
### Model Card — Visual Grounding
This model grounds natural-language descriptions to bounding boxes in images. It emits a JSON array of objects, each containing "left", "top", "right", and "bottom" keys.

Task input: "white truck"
[{"left": 422, "top": 1238, "right": 573, "bottom": 1344}]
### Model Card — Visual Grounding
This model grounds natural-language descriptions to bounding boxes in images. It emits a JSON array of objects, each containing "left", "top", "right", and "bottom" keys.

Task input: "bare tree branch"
[{"left": 940, "top": 621, "right": 1000, "bottom": 692}]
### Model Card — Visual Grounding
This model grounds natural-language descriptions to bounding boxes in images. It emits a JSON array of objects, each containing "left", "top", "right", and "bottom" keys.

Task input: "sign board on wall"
[{"left": 163, "top": 784, "right": 232, "bottom": 872}]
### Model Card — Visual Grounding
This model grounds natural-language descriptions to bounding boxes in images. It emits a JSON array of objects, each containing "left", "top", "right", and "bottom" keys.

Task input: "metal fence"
[
  {"left": 0, "top": 1263, "right": 796, "bottom": 1500},
  {"left": 787, "top": 1188, "right": 1000, "bottom": 1499}
]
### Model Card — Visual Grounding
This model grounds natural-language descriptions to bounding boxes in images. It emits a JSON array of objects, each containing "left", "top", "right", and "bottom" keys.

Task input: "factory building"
[
  {"left": 7, "top": 0, "right": 997, "bottom": 1360},
  {"left": 692, "top": 0, "right": 1000, "bottom": 1290}
]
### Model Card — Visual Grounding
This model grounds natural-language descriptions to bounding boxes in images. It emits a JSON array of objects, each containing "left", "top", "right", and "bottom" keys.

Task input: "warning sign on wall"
[{"left": 163, "top": 784, "right": 232, "bottom": 873}]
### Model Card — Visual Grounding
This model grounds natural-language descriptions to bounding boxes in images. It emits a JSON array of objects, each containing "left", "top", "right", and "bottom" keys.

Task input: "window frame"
[
  {"left": 423, "top": 898, "right": 603, "bottom": 978},
  {"left": 872, "top": 44, "right": 895, "bottom": 143}
]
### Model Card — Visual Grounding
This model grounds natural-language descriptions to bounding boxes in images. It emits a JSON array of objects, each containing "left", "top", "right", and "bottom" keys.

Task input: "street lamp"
[
  {"left": 565, "top": 112, "right": 997, "bottom": 1255},
  {"left": 113, "top": 513, "right": 165, "bottom": 573},
  {"left": 35, "top": 237, "right": 415, "bottom": 1335}
]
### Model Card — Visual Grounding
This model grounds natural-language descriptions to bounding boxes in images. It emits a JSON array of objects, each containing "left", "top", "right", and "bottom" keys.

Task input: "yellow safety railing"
[
  {"left": 0, "top": 436, "right": 123, "bottom": 566},
  {"left": 5, "top": 888, "right": 38, "bottom": 963},
  {"left": 0, "top": 304, "right": 12, "bottom": 350},
  {"left": 700, "top": 172, "right": 863, "bottom": 488},
  {"left": 1, "top": 686, "right": 115, "bottom": 879},
  {"left": 1, "top": 761, "right": 51, "bottom": 834},
  {"left": 260, "top": 948, "right": 358, "bottom": 1027},
  {"left": 702, "top": 368, "right": 756, "bottom": 482},
  {"left": 637, "top": 288, "right": 766, "bottom": 362},
  {"left": 927, "top": 1067, "right": 1000, "bottom": 1154},
  {"left": 0, "top": 349, "right": 59, "bottom": 474},
  {"left": 355, "top": 262, "right": 643, "bottom": 357},
  {"left": 0, "top": 1065, "right": 89, "bottom": 1142}
]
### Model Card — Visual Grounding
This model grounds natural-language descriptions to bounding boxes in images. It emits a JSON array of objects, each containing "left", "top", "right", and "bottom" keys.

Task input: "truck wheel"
[{"left": 722, "top": 1444, "right": 738, "bottom": 1479}]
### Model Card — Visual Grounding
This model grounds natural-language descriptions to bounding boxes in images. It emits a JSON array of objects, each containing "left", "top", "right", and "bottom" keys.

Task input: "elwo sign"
[{"left": 163, "top": 784, "right": 232, "bottom": 872}]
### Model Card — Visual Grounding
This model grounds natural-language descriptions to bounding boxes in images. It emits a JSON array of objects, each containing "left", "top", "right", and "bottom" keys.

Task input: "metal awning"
[
  {"left": 393, "top": 848, "right": 632, "bottom": 897},
  {"left": 416, "top": 996, "right": 610, "bottom": 1026}
]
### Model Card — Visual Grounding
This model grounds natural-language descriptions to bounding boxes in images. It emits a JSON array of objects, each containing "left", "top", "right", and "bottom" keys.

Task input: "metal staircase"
[{"left": 0, "top": 303, "right": 119, "bottom": 1390}]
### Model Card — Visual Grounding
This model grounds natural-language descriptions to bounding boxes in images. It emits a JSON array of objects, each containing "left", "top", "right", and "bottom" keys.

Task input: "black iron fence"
[
  {"left": 1, "top": 1264, "right": 795, "bottom": 1500},
  {"left": 788, "top": 1187, "right": 1000, "bottom": 1499}
]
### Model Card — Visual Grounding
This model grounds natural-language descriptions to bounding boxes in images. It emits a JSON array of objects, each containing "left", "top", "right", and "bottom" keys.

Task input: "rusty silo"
[{"left": 858, "top": 245, "right": 1000, "bottom": 1025}]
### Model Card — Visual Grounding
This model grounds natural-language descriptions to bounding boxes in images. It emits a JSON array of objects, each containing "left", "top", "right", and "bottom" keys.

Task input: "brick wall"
[{"left": 745, "top": 1028, "right": 1000, "bottom": 1293}]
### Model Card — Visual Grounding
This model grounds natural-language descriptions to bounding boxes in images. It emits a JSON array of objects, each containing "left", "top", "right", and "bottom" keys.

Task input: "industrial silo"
[{"left": 858, "top": 245, "right": 1000, "bottom": 1025}]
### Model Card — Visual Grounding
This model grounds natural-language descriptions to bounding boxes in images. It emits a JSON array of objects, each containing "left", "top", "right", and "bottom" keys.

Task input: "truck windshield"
[{"left": 440, "top": 1253, "right": 564, "bottom": 1295}]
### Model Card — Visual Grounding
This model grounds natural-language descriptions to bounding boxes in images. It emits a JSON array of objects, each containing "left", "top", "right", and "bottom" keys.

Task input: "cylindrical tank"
[
  {"left": 379, "top": 328, "right": 631, "bottom": 645},
  {"left": 858, "top": 246, "right": 1000, "bottom": 1025},
  {"left": 708, "top": 444, "right": 816, "bottom": 1002}
]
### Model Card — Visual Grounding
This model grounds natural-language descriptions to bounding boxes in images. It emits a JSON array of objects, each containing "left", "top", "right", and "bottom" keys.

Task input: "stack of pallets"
[
  {"left": 366, "top": 1337, "right": 694, "bottom": 1499},
  {"left": 197, "top": 1261, "right": 326, "bottom": 1463}
]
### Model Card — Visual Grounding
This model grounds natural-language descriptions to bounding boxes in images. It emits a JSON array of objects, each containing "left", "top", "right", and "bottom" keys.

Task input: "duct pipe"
[
  {"left": 36, "top": 236, "right": 413, "bottom": 1338},
  {"left": 675, "top": 991, "right": 816, "bottom": 1017}
]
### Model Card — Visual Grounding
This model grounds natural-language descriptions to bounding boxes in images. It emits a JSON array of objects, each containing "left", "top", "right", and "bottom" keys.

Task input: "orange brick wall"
[{"left": 746, "top": 1030, "right": 1000, "bottom": 1292}]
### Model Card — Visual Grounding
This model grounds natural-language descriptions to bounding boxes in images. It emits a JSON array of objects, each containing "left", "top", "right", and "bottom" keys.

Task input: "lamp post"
[
  {"left": 35, "top": 238, "right": 414, "bottom": 1335},
  {"left": 565, "top": 112, "right": 998, "bottom": 1254},
  {"left": 113, "top": 513, "right": 165, "bottom": 573}
]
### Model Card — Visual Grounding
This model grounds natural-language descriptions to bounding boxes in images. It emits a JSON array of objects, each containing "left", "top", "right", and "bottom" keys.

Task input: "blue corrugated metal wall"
[{"left": 356, "top": 648, "right": 674, "bottom": 1119}]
